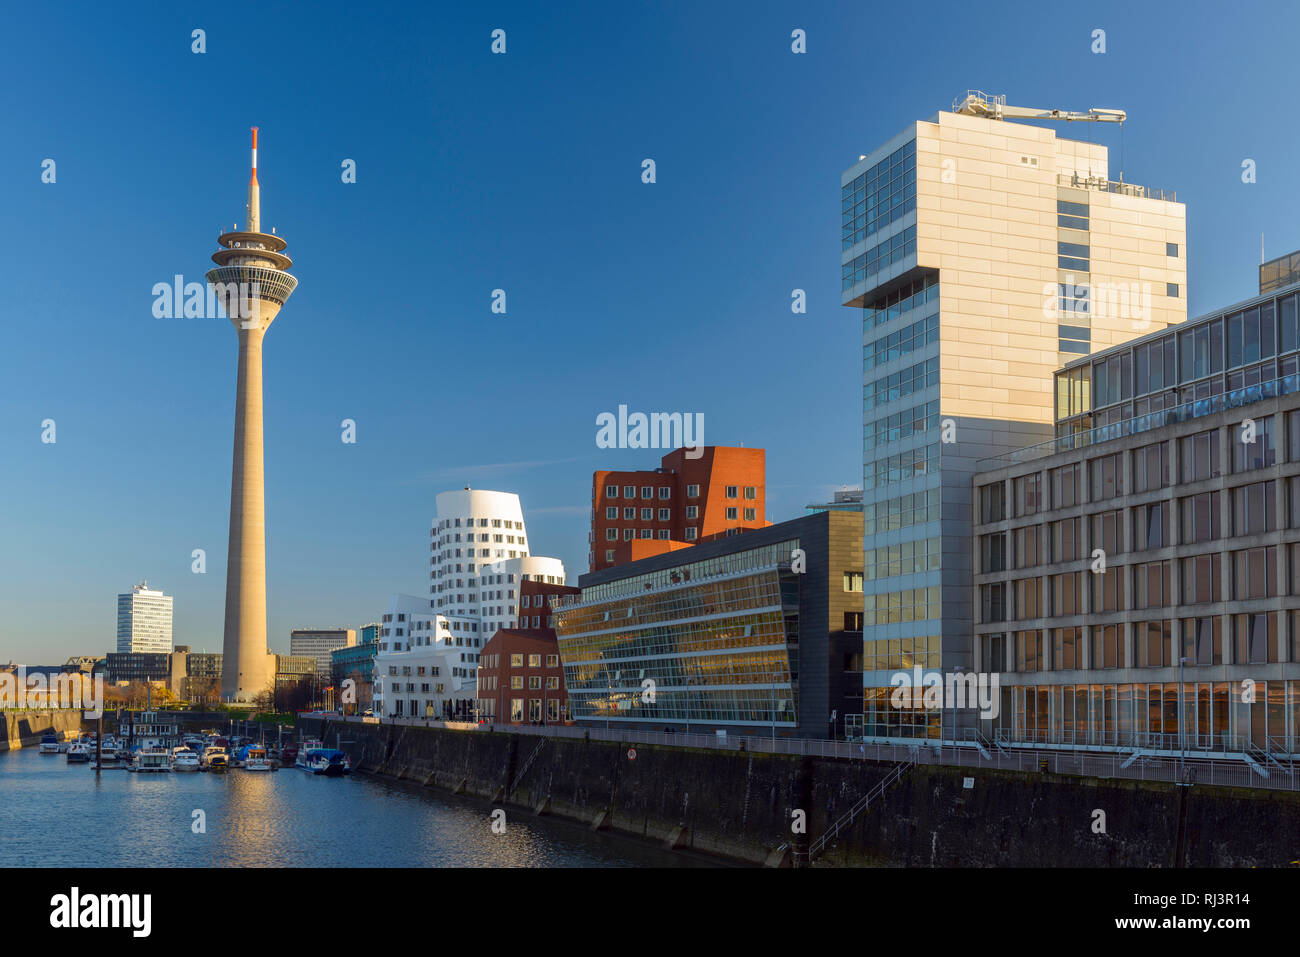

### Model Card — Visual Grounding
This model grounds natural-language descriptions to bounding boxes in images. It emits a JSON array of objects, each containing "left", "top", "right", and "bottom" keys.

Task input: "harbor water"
[{"left": 0, "top": 746, "right": 713, "bottom": 867}]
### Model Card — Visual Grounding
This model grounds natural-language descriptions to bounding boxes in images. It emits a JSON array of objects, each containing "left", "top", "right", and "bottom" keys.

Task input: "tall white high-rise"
[
  {"left": 116, "top": 581, "right": 174, "bottom": 654},
  {"left": 374, "top": 488, "right": 566, "bottom": 719}
]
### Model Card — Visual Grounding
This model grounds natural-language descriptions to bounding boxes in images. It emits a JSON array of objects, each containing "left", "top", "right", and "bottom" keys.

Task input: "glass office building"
[{"left": 843, "top": 102, "right": 1187, "bottom": 741}]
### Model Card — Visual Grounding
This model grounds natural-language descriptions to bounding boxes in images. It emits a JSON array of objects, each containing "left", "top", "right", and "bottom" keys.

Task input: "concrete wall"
[
  {"left": 0, "top": 711, "right": 83, "bottom": 751},
  {"left": 301, "top": 718, "right": 1300, "bottom": 867}
]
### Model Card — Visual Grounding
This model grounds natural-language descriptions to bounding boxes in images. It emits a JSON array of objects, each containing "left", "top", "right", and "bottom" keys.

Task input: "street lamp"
[{"left": 1178, "top": 655, "right": 1192, "bottom": 784}]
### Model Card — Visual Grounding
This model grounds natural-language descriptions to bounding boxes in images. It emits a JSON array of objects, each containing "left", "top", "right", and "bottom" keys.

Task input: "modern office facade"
[
  {"left": 289, "top": 627, "right": 356, "bottom": 674},
  {"left": 843, "top": 97, "right": 1187, "bottom": 739},
  {"left": 104, "top": 653, "right": 172, "bottom": 686},
  {"left": 552, "top": 510, "right": 864, "bottom": 738},
  {"left": 331, "top": 637, "right": 378, "bottom": 710},
  {"left": 972, "top": 269, "right": 1300, "bottom": 757},
  {"left": 589, "top": 446, "right": 768, "bottom": 572},
  {"left": 116, "top": 581, "right": 173, "bottom": 654}
]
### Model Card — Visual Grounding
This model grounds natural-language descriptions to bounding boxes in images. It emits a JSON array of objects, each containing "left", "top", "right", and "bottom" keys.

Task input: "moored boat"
[
  {"left": 242, "top": 746, "right": 273, "bottom": 771},
  {"left": 295, "top": 747, "right": 350, "bottom": 776},
  {"left": 38, "top": 732, "right": 60, "bottom": 755},
  {"left": 66, "top": 742, "right": 90, "bottom": 763},
  {"left": 129, "top": 748, "right": 172, "bottom": 772},
  {"left": 171, "top": 747, "right": 201, "bottom": 771},
  {"left": 201, "top": 746, "right": 229, "bottom": 771}
]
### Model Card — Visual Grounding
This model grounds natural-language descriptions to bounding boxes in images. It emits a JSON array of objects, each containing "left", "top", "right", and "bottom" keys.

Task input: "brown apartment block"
[{"left": 589, "top": 446, "right": 769, "bottom": 571}]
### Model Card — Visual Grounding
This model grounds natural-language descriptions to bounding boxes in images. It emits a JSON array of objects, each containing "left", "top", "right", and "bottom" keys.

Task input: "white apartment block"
[
  {"left": 116, "top": 581, "right": 174, "bottom": 654},
  {"left": 374, "top": 488, "right": 566, "bottom": 719}
]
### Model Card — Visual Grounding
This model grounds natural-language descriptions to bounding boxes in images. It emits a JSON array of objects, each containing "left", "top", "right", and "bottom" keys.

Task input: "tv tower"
[{"left": 206, "top": 128, "right": 298, "bottom": 702}]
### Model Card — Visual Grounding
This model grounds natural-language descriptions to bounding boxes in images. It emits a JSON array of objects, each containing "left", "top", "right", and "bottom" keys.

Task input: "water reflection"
[{"left": 0, "top": 747, "right": 710, "bottom": 868}]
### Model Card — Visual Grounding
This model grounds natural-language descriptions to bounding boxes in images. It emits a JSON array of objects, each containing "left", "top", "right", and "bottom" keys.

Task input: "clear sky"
[{"left": 2, "top": 0, "right": 1297, "bottom": 663}]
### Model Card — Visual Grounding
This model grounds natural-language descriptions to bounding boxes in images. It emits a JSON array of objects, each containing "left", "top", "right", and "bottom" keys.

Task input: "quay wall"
[
  {"left": 299, "top": 718, "right": 1300, "bottom": 867},
  {"left": 0, "top": 711, "right": 83, "bottom": 751}
]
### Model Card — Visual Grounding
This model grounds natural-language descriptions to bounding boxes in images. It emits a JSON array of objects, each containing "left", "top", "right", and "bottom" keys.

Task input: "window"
[
  {"left": 640, "top": 508, "right": 653, "bottom": 520},
  {"left": 658, "top": 487, "right": 671, "bottom": 499},
  {"left": 1181, "top": 554, "right": 1221, "bottom": 604},
  {"left": 1134, "top": 502, "right": 1169, "bottom": 550},
  {"left": 1133, "top": 441, "right": 1171, "bottom": 492},
  {"left": 605, "top": 528, "right": 618, "bottom": 541},
  {"left": 980, "top": 482, "right": 1006, "bottom": 523},
  {"left": 1092, "top": 510, "right": 1122, "bottom": 557},
  {"left": 1233, "top": 547, "right": 1278, "bottom": 600},
  {"left": 1233, "top": 481, "right": 1276, "bottom": 535},
  {"left": 1234, "top": 613, "right": 1276, "bottom": 665},
  {"left": 844, "top": 572, "right": 864, "bottom": 592},
  {"left": 744, "top": 487, "right": 756, "bottom": 499},
  {"left": 1013, "top": 473, "right": 1043, "bottom": 516},
  {"left": 1180, "top": 430, "right": 1220, "bottom": 482},
  {"left": 744, "top": 508, "right": 756, "bottom": 521},
  {"left": 510, "top": 654, "right": 523, "bottom": 667},
  {"left": 528, "top": 654, "right": 541, "bottom": 667},
  {"left": 1052, "top": 627, "right": 1082, "bottom": 670},
  {"left": 1181, "top": 616, "right": 1221, "bottom": 666},
  {"left": 1167, "top": 242, "right": 1179, "bottom": 257},
  {"left": 1051, "top": 518, "right": 1081, "bottom": 562},
  {"left": 1090, "top": 453, "right": 1123, "bottom": 499},
  {"left": 684, "top": 528, "right": 698, "bottom": 540},
  {"left": 606, "top": 485, "right": 618, "bottom": 497},
  {"left": 623, "top": 486, "right": 635, "bottom": 497},
  {"left": 511, "top": 676, "right": 523, "bottom": 690},
  {"left": 1058, "top": 241, "right": 1090, "bottom": 271},
  {"left": 1057, "top": 199, "right": 1089, "bottom": 231},
  {"left": 622, "top": 507, "right": 635, "bottom": 519},
  {"left": 623, "top": 529, "right": 634, "bottom": 541},
  {"left": 641, "top": 486, "right": 653, "bottom": 499},
  {"left": 1134, "top": 621, "right": 1170, "bottom": 668},
  {"left": 1132, "top": 560, "right": 1171, "bottom": 609},
  {"left": 725, "top": 486, "right": 738, "bottom": 498},
  {"left": 1092, "top": 565, "right": 1123, "bottom": 612},
  {"left": 1091, "top": 624, "right": 1121, "bottom": 669},
  {"left": 685, "top": 506, "right": 698, "bottom": 519},
  {"left": 726, "top": 507, "right": 738, "bottom": 520},
  {"left": 1233, "top": 415, "right": 1275, "bottom": 471},
  {"left": 1052, "top": 572, "right": 1082, "bottom": 615},
  {"left": 658, "top": 508, "right": 670, "bottom": 521},
  {"left": 604, "top": 549, "right": 615, "bottom": 562},
  {"left": 1167, "top": 283, "right": 1180, "bottom": 298},
  {"left": 1050, "top": 464, "right": 1081, "bottom": 508},
  {"left": 605, "top": 507, "right": 617, "bottom": 519},
  {"left": 687, "top": 484, "right": 700, "bottom": 498},
  {"left": 1180, "top": 492, "right": 1221, "bottom": 544}
]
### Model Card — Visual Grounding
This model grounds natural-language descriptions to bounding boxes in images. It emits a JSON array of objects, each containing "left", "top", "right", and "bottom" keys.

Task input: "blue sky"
[{"left": 2, "top": 0, "right": 1297, "bottom": 662}]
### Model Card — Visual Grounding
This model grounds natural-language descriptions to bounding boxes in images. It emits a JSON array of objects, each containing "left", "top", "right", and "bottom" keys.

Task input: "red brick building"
[
  {"left": 476, "top": 630, "right": 570, "bottom": 724},
  {"left": 475, "top": 579, "right": 578, "bottom": 724},
  {"left": 588, "top": 446, "right": 768, "bottom": 571}
]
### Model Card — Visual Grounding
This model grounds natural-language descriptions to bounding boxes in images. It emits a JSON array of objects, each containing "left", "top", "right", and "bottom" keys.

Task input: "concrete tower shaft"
[{"left": 206, "top": 128, "right": 299, "bottom": 702}]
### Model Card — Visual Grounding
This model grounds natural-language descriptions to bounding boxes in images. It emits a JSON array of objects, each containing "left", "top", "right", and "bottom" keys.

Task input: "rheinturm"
[{"left": 207, "top": 128, "right": 298, "bottom": 702}]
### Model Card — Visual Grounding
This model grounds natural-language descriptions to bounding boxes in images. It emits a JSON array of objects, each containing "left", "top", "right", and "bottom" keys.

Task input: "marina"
[{"left": 0, "top": 743, "right": 710, "bottom": 868}]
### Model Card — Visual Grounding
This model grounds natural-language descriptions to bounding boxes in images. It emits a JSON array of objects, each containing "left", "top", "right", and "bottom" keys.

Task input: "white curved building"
[{"left": 373, "top": 488, "right": 566, "bottom": 719}]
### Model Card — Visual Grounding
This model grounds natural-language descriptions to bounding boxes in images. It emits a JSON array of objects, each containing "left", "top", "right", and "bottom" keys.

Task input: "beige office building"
[{"left": 842, "top": 93, "right": 1187, "bottom": 740}]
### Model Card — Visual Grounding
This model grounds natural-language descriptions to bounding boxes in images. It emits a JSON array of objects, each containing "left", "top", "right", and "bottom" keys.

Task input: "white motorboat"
[
  {"left": 242, "top": 746, "right": 273, "bottom": 771},
  {"left": 201, "top": 746, "right": 229, "bottom": 771},
  {"left": 66, "top": 743, "right": 90, "bottom": 763},
  {"left": 129, "top": 749, "right": 172, "bottom": 773},
  {"left": 171, "top": 747, "right": 201, "bottom": 771},
  {"left": 38, "top": 732, "right": 60, "bottom": 754}
]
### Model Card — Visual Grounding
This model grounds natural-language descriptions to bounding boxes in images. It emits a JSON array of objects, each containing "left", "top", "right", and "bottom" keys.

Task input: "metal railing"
[
  {"left": 1057, "top": 172, "right": 1177, "bottom": 203},
  {"left": 322, "top": 715, "right": 1300, "bottom": 792},
  {"left": 979, "top": 370, "right": 1300, "bottom": 469},
  {"left": 806, "top": 748, "right": 919, "bottom": 862}
]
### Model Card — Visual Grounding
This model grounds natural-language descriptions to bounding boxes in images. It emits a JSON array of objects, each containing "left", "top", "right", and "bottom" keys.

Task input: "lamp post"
[
  {"left": 1178, "top": 655, "right": 1191, "bottom": 784},
  {"left": 771, "top": 671, "right": 779, "bottom": 742}
]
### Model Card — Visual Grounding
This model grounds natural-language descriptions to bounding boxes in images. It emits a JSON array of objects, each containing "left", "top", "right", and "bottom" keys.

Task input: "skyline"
[{"left": 5, "top": 0, "right": 1300, "bottom": 663}]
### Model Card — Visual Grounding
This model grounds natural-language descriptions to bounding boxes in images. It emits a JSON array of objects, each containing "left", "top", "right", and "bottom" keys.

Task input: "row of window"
[
  {"left": 864, "top": 312, "right": 938, "bottom": 370},
  {"left": 864, "top": 356, "right": 939, "bottom": 412},
  {"left": 842, "top": 226, "right": 917, "bottom": 291},
  {"left": 985, "top": 611, "right": 1295, "bottom": 672},
  {"left": 980, "top": 544, "right": 1297, "bottom": 621},
  {"left": 841, "top": 139, "right": 916, "bottom": 251},
  {"left": 864, "top": 400, "right": 941, "bottom": 451},
  {"left": 605, "top": 485, "right": 672, "bottom": 499},
  {"left": 866, "top": 443, "right": 938, "bottom": 490},
  {"left": 982, "top": 416, "right": 1291, "bottom": 520}
]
